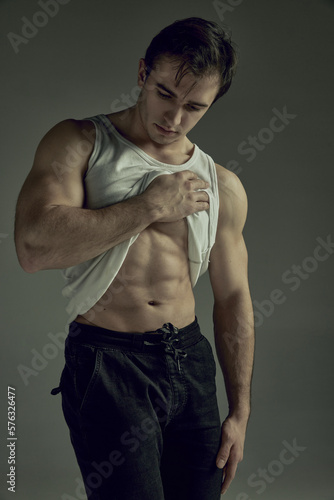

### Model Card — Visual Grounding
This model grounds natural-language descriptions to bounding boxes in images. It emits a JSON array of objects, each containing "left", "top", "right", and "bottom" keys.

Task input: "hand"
[
  {"left": 216, "top": 416, "right": 247, "bottom": 495},
  {"left": 141, "top": 170, "right": 210, "bottom": 222}
]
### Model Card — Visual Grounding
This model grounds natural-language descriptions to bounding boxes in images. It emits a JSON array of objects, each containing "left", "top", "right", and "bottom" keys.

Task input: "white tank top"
[{"left": 61, "top": 114, "right": 219, "bottom": 328}]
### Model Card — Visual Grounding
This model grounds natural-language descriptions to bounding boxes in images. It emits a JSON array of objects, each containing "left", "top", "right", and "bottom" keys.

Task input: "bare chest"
[
  {"left": 148, "top": 218, "right": 188, "bottom": 241},
  {"left": 123, "top": 217, "right": 189, "bottom": 278}
]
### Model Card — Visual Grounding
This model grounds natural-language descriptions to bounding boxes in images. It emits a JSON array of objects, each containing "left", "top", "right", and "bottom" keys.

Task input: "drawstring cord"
[{"left": 157, "top": 323, "right": 188, "bottom": 372}]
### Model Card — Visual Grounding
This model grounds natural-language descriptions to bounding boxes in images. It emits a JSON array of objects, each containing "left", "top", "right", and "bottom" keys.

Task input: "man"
[{"left": 15, "top": 17, "right": 254, "bottom": 500}]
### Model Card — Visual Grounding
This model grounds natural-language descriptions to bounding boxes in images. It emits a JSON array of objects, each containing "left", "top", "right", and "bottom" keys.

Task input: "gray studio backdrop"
[{"left": 1, "top": 0, "right": 334, "bottom": 499}]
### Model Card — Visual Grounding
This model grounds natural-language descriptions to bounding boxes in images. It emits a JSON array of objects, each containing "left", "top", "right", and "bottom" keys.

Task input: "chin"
[
  {"left": 148, "top": 129, "right": 172, "bottom": 144},
  {"left": 154, "top": 135, "right": 177, "bottom": 145}
]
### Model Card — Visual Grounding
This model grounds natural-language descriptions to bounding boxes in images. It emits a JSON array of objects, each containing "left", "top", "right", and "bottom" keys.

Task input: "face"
[{"left": 136, "top": 57, "right": 220, "bottom": 146}]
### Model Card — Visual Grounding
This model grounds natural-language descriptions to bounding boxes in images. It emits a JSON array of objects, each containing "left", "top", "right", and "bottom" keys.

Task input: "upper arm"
[
  {"left": 209, "top": 164, "right": 250, "bottom": 304},
  {"left": 15, "top": 118, "right": 95, "bottom": 236}
]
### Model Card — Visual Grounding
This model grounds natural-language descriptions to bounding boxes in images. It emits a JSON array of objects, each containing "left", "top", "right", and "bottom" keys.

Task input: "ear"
[{"left": 137, "top": 58, "right": 148, "bottom": 88}]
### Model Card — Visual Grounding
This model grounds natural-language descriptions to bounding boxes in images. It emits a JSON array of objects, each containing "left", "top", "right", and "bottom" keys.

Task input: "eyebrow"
[{"left": 156, "top": 83, "right": 209, "bottom": 108}]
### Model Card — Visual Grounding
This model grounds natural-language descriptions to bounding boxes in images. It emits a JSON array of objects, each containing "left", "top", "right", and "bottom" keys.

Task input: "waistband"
[{"left": 67, "top": 317, "right": 202, "bottom": 351}]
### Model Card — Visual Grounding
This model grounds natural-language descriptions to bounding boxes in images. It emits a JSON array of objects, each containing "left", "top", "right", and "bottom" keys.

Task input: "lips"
[{"left": 155, "top": 124, "right": 177, "bottom": 135}]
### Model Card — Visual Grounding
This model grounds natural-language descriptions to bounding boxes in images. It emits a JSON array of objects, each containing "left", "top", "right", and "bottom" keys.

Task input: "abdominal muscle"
[{"left": 74, "top": 219, "right": 196, "bottom": 333}]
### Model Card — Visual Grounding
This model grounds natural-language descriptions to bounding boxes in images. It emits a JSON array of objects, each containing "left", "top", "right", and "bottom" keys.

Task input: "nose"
[{"left": 163, "top": 106, "right": 183, "bottom": 129}]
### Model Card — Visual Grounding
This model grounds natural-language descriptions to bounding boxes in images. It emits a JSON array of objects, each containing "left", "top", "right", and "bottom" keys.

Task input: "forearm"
[
  {"left": 213, "top": 293, "right": 255, "bottom": 422},
  {"left": 15, "top": 193, "right": 156, "bottom": 272}
]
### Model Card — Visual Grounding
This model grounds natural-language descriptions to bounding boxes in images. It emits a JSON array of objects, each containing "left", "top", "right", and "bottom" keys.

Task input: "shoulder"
[
  {"left": 35, "top": 117, "right": 96, "bottom": 161},
  {"left": 43, "top": 117, "right": 96, "bottom": 143},
  {"left": 214, "top": 163, "right": 247, "bottom": 201},
  {"left": 30, "top": 117, "right": 97, "bottom": 180},
  {"left": 36, "top": 118, "right": 95, "bottom": 151},
  {"left": 214, "top": 163, "right": 248, "bottom": 231}
]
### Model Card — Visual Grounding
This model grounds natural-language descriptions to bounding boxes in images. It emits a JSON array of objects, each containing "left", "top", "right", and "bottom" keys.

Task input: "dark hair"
[{"left": 144, "top": 17, "right": 238, "bottom": 104}]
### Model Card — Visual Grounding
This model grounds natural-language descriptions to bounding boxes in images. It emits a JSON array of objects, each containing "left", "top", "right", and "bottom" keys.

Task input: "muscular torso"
[
  {"left": 75, "top": 218, "right": 195, "bottom": 332},
  {"left": 75, "top": 112, "right": 196, "bottom": 332}
]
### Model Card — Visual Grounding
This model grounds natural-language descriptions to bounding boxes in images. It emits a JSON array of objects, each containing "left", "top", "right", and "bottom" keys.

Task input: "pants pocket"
[
  {"left": 72, "top": 344, "right": 103, "bottom": 412},
  {"left": 200, "top": 336, "right": 217, "bottom": 377},
  {"left": 50, "top": 338, "right": 78, "bottom": 396}
]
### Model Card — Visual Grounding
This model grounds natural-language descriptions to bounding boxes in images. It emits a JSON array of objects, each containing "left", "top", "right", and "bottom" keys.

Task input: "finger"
[
  {"left": 216, "top": 442, "right": 231, "bottom": 469},
  {"left": 220, "top": 460, "right": 238, "bottom": 496},
  {"left": 182, "top": 170, "right": 202, "bottom": 180},
  {"left": 192, "top": 178, "right": 210, "bottom": 190},
  {"left": 192, "top": 191, "right": 209, "bottom": 203},
  {"left": 182, "top": 172, "right": 210, "bottom": 190},
  {"left": 195, "top": 201, "right": 210, "bottom": 212}
]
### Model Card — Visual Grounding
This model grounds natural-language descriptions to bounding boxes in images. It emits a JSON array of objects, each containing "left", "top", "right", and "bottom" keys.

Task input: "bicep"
[{"left": 15, "top": 119, "right": 94, "bottom": 228}]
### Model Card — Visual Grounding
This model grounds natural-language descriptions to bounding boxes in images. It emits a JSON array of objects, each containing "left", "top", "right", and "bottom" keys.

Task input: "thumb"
[{"left": 216, "top": 443, "right": 232, "bottom": 469}]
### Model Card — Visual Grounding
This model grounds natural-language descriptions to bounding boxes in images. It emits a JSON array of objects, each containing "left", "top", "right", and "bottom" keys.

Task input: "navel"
[{"left": 148, "top": 300, "right": 156, "bottom": 306}]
